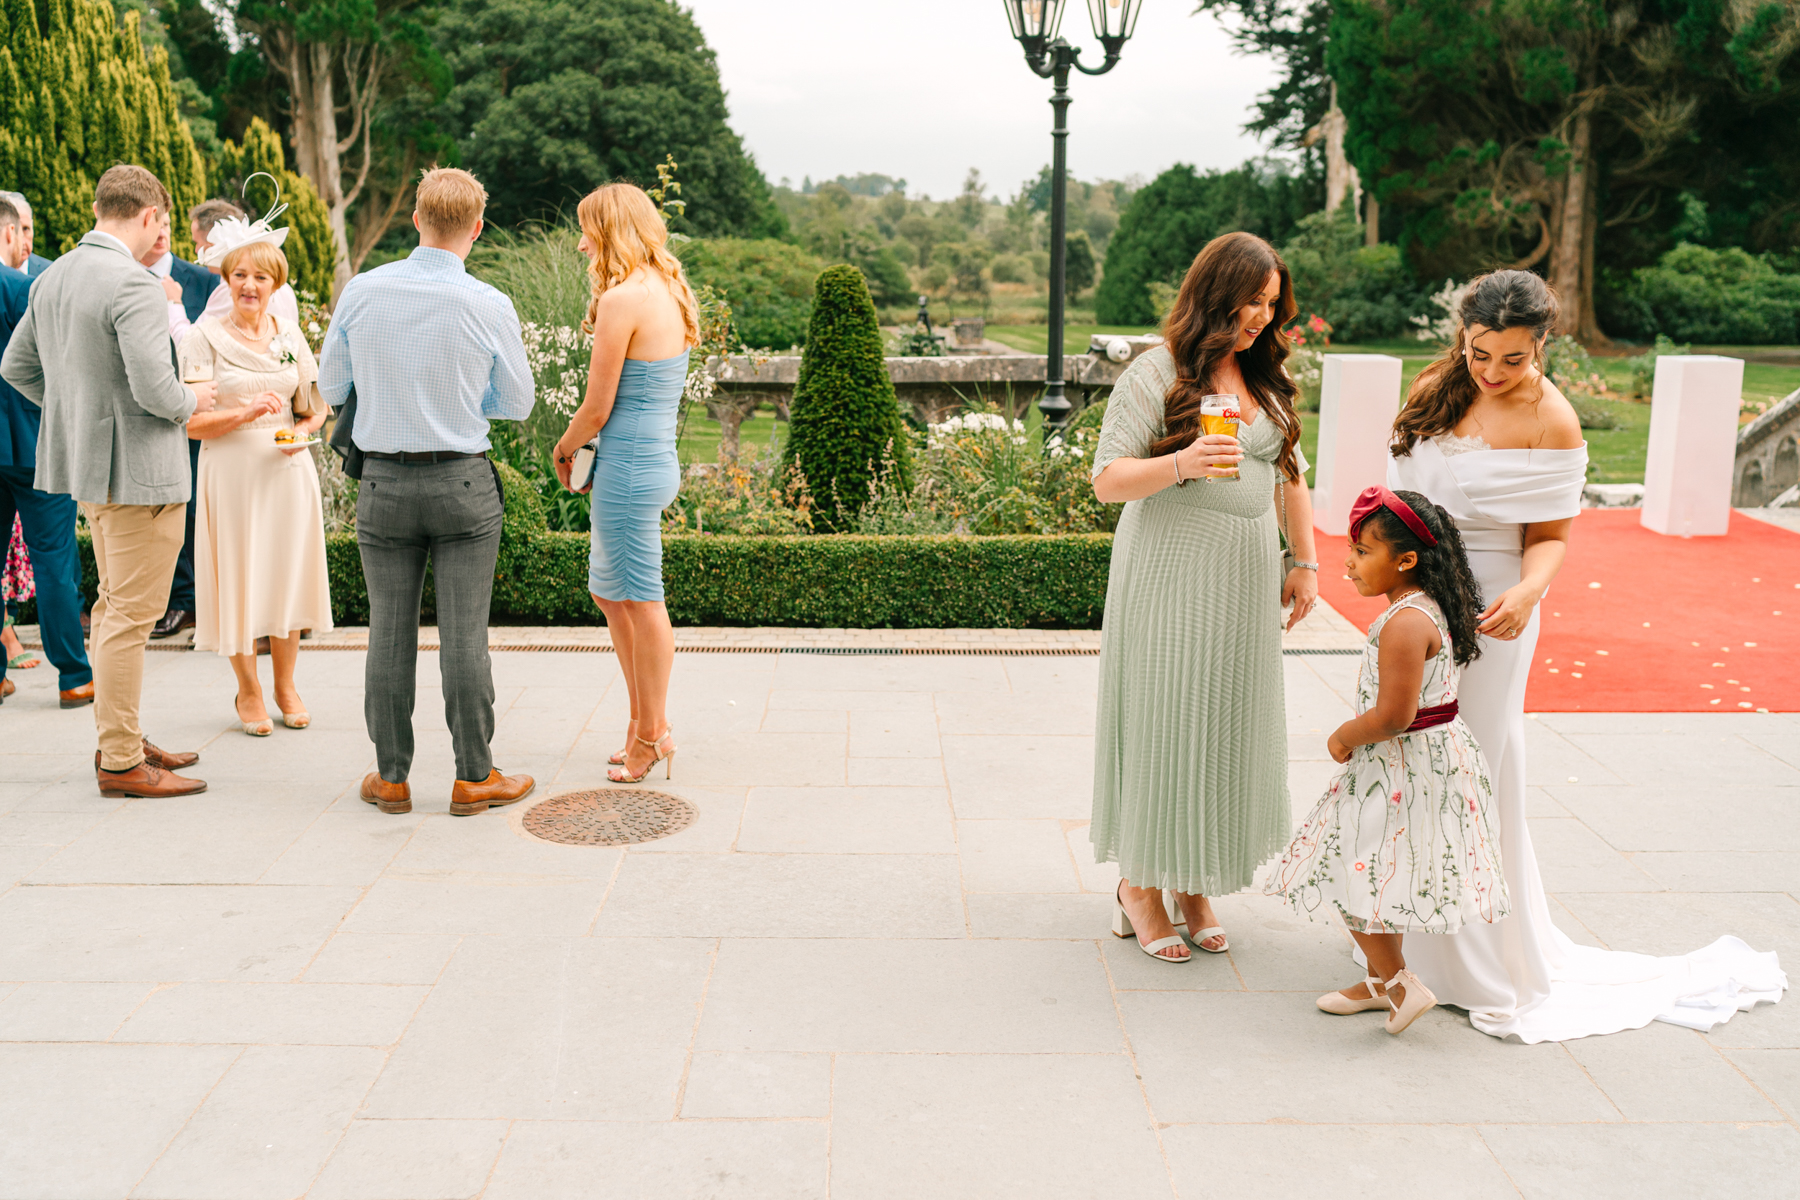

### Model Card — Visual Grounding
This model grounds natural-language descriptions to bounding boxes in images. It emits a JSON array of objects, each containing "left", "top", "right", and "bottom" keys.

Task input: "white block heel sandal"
[{"left": 1113, "top": 884, "right": 1189, "bottom": 963}]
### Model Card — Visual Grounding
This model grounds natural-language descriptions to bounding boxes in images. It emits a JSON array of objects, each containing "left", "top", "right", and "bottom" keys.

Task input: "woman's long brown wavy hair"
[
  {"left": 1150, "top": 232, "right": 1303, "bottom": 482},
  {"left": 1390, "top": 269, "right": 1559, "bottom": 456}
]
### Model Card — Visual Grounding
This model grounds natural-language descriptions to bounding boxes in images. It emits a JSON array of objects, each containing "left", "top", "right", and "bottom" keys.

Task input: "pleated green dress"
[{"left": 1089, "top": 346, "right": 1299, "bottom": 896}]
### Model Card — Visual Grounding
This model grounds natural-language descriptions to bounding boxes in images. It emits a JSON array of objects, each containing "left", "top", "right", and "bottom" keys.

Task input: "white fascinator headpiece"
[{"left": 198, "top": 171, "right": 291, "bottom": 268}]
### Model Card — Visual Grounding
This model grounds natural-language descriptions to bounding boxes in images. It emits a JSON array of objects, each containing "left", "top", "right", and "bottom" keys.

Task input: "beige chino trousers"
[{"left": 83, "top": 502, "right": 186, "bottom": 771}]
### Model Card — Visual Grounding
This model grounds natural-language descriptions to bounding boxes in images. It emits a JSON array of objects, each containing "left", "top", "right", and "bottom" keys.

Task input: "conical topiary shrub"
[{"left": 782, "top": 264, "right": 914, "bottom": 528}]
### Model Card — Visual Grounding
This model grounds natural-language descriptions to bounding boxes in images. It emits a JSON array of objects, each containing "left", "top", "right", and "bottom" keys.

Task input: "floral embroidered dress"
[
  {"left": 1266, "top": 593, "right": 1508, "bottom": 934},
  {"left": 3, "top": 515, "right": 32, "bottom": 605}
]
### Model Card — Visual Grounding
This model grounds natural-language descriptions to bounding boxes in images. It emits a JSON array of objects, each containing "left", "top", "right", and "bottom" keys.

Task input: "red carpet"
[{"left": 1311, "top": 510, "right": 1800, "bottom": 712}]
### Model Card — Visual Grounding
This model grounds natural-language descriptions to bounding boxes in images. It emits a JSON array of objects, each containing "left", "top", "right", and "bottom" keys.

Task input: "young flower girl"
[{"left": 1266, "top": 486, "right": 1508, "bottom": 1034}]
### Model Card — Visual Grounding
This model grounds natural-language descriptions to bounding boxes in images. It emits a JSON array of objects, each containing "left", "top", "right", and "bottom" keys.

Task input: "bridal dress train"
[{"left": 1385, "top": 435, "right": 1787, "bottom": 1043}]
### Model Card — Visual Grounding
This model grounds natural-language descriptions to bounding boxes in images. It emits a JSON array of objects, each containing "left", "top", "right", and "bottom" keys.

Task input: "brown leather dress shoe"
[
  {"left": 92, "top": 741, "right": 201, "bottom": 771},
  {"left": 143, "top": 740, "right": 200, "bottom": 770},
  {"left": 1, "top": 677, "right": 13, "bottom": 702},
  {"left": 360, "top": 772, "right": 413, "bottom": 814},
  {"left": 96, "top": 759, "right": 207, "bottom": 798},
  {"left": 60, "top": 681, "right": 95, "bottom": 709},
  {"left": 449, "top": 769, "right": 535, "bottom": 817},
  {"left": 150, "top": 609, "right": 195, "bottom": 640}
]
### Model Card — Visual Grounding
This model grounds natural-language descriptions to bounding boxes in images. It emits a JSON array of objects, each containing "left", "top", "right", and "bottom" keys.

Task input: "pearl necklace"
[{"left": 229, "top": 312, "right": 271, "bottom": 341}]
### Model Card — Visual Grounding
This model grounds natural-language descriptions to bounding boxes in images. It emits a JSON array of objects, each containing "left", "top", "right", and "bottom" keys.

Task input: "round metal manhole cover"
[{"left": 522, "top": 789, "right": 698, "bottom": 846}]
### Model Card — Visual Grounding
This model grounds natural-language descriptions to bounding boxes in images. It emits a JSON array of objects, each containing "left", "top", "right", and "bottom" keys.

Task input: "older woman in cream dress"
[{"left": 179, "top": 235, "right": 332, "bottom": 736}]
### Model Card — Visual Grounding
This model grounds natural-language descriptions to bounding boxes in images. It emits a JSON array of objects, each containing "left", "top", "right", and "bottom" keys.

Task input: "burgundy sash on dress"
[{"left": 1404, "top": 701, "right": 1459, "bottom": 732}]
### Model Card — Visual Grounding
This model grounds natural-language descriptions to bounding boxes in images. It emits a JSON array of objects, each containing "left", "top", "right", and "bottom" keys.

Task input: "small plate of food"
[{"left": 273, "top": 429, "right": 323, "bottom": 449}]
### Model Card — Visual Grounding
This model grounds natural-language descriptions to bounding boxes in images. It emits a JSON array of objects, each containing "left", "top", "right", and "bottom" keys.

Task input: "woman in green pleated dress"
[{"left": 1090, "top": 232, "right": 1320, "bottom": 963}]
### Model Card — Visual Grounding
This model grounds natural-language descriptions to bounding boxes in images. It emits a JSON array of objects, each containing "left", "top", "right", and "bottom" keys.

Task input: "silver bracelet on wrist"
[
  {"left": 1293, "top": 561, "right": 1319, "bottom": 571},
  {"left": 1172, "top": 453, "right": 1186, "bottom": 488}
]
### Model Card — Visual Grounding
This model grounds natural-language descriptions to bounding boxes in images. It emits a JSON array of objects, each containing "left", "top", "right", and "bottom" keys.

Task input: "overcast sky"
[{"left": 681, "top": 1, "right": 1281, "bottom": 201}]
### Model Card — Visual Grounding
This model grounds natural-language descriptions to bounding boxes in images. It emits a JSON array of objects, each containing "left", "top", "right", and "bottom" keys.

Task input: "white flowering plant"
[
  {"left": 295, "top": 290, "right": 331, "bottom": 355},
  {"left": 520, "top": 321, "right": 592, "bottom": 417},
  {"left": 854, "top": 401, "right": 1118, "bottom": 536},
  {"left": 1410, "top": 278, "right": 1473, "bottom": 343}
]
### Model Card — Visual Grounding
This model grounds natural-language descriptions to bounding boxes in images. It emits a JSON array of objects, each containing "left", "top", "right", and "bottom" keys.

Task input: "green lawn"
[
  {"left": 985, "top": 325, "right": 1158, "bottom": 355},
  {"left": 678, "top": 411, "right": 785, "bottom": 464}
]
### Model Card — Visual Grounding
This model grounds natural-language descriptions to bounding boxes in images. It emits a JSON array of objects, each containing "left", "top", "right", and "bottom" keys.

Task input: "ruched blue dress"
[{"left": 587, "top": 351, "right": 689, "bottom": 602}]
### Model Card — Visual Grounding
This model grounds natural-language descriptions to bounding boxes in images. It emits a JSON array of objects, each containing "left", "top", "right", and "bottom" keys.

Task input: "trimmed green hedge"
[{"left": 33, "top": 460, "right": 1114, "bottom": 629}]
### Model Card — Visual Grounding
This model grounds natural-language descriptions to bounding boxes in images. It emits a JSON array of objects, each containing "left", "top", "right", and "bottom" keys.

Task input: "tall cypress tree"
[
  {"left": 782, "top": 264, "right": 914, "bottom": 529},
  {"left": 0, "top": 0, "right": 205, "bottom": 256}
]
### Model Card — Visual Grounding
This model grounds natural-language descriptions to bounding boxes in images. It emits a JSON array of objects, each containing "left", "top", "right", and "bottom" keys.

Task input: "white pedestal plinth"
[
  {"left": 1641, "top": 355, "right": 1745, "bottom": 537},
  {"left": 1314, "top": 354, "right": 1403, "bottom": 536}
]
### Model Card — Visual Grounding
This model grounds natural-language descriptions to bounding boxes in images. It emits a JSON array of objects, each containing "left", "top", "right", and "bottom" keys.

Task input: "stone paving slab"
[{"left": 0, "top": 643, "right": 1793, "bottom": 1197}]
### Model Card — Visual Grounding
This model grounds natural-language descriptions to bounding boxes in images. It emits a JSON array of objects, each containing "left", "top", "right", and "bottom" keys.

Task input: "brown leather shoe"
[
  {"left": 94, "top": 741, "right": 201, "bottom": 773},
  {"left": 143, "top": 739, "right": 200, "bottom": 770},
  {"left": 450, "top": 769, "right": 535, "bottom": 817},
  {"left": 1, "top": 677, "right": 13, "bottom": 702},
  {"left": 96, "top": 759, "right": 207, "bottom": 798},
  {"left": 60, "top": 681, "right": 95, "bottom": 709},
  {"left": 150, "top": 609, "right": 195, "bottom": 640},
  {"left": 360, "top": 772, "right": 413, "bottom": 814}
]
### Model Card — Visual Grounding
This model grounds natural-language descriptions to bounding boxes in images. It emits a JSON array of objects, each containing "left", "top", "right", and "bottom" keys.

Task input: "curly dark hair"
[{"left": 1361, "top": 491, "right": 1485, "bottom": 666}]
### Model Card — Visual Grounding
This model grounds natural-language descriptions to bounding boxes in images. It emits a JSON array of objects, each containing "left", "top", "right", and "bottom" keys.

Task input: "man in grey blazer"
[{"left": 0, "top": 165, "right": 219, "bottom": 798}]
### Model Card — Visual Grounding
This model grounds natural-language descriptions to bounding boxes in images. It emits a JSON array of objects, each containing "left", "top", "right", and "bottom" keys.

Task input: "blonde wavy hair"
[{"left": 576, "top": 182, "right": 699, "bottom": 345}]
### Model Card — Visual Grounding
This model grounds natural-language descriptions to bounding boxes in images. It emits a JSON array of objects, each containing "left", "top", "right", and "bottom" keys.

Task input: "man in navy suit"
[
  {"left": 147, "top": 204, "right": 224, "bottom": 640},
  {"left": 0, "top": 193, "right": 92, "bottom": 705},
  {"left": 0, "top": 193, "right": 52, "bottom": 277}
]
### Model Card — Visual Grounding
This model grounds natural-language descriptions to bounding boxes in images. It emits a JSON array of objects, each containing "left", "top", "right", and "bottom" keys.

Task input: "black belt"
[{"left": 363, "top": 450, "right": 487, "bottom": 464}]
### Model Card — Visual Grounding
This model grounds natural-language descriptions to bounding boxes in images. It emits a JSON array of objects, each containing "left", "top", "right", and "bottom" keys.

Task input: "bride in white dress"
[{"left": 1384, "top": 269, "right": 1786, "bottom": 1043}]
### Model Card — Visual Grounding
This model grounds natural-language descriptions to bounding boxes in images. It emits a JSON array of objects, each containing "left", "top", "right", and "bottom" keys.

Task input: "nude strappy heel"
[
  {"left": 609, "top": 718, "right": 638, "bottom": 766},
  {"left": 1317, "top": 976, "right": 1390, "bottom": 1015},
  {"left": 608, "top": 728, "right": 675, "bottom": 783}
]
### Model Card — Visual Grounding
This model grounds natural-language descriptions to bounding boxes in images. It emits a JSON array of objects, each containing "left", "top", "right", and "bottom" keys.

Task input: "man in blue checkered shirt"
[{"left": 318, "top": 167, "right": 537, "bottom": 820}]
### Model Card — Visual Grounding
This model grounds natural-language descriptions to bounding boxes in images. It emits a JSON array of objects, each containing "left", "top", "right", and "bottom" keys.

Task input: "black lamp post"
[{"left": 1003, "top": 0, "right": 1143, "bottom": 436}]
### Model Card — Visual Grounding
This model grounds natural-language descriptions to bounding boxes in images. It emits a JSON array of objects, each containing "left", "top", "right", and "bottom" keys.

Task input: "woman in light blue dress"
[{"left": 553, "top": 183, "right": 699, "bottom": 783}]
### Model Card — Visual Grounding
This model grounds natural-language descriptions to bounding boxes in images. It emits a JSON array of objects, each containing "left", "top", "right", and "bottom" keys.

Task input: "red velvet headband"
[{"left": 1348, "top": 486, "right": 1438, "bottom": 547}]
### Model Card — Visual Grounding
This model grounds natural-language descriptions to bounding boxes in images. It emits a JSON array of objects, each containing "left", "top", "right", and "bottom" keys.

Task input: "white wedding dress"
[{"left": 1385, "top": 435, "right": 1787, "bottom": 1043}]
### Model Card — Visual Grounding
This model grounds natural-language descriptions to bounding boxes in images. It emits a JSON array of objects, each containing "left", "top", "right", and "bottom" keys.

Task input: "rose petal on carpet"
[{"left": 1310, "top": 510, "right": 1800, "bottom": 712}]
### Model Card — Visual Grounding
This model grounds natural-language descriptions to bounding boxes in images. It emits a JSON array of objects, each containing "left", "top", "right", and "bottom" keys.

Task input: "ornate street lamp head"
[
  {"left": 1085, "top": 0, "right": 1143, "bottom": 59},
  {"left": 1004, "top": 0, "right": 1140, "bottom": 74},
  {"left": 1001, "top": 0, "right": 1069, "bottom": 67}
]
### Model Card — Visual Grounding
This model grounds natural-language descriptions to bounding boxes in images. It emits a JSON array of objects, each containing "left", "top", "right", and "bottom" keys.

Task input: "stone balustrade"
[
  {"left": 1734, "top": 385, "right": 1800, "bottom": 508},
  {"left": 699, "top": 334, "right": 1164, "bottom": 456}
]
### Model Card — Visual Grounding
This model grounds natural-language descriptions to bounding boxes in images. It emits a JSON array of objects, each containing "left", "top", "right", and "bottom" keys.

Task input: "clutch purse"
[
  {"left": 568, "top": 441, "right": 598, "bottom": 493},
  {"left": 291, "top": 381, "right": 321, "bottom": 418}
]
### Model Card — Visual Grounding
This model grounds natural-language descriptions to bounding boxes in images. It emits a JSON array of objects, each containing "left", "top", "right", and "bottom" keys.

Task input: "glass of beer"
[{"left": 1200, "top": 394, "right": 1241, "bottom": 481}]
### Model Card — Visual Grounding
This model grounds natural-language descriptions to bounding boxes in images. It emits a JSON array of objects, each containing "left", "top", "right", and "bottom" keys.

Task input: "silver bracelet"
[
  {"left": 1292, "top": 561, "right": 1319, "bottom": 571},
  {"left": 1172, "top": 453, "right": 1186, "bottom": 488}
]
